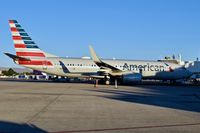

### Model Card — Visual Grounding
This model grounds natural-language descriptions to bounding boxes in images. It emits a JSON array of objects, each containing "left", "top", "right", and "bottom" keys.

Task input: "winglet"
[
  {"left": 89, "top": 45, "right": 102, "bottom": 63},
  {"left": 89, "top": 46, "right": 122, "bottom": 72}
]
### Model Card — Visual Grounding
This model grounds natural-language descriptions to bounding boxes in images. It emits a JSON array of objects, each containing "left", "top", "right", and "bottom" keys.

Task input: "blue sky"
[{"left": 0, "top": 0, "right": 200, "bottom": 67}]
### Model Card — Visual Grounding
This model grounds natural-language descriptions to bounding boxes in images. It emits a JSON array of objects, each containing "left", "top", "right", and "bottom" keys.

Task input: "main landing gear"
[
  {"left": 105, "top": 76, "right": 111, "bottom": 85},
  {"left": 105, "top": 76, "right": 118, "bottom": 89}
]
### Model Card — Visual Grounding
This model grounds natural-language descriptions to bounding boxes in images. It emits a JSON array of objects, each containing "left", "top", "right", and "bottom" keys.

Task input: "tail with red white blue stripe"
[
  {"left": 7, "top": 20, "right": 56, "bottom": 67},
  {"left": 9, "top": 20, "right": 47, "bottom": 58}
]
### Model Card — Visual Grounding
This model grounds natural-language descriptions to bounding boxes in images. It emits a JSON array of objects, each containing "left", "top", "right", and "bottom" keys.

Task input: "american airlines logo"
[{"left": 123, "top": 63, "right": 166, "bottom": 72}]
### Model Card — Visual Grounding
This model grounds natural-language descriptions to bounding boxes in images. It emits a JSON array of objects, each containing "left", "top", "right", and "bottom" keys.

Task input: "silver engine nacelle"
[{"left": 122, "top": 73, "right": 142, "bottom": 83}]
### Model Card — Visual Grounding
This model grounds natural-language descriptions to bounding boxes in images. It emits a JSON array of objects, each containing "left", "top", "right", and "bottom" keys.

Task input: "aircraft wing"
[{"left": 89, "top": 46, "right": 123, "bottom": 75}]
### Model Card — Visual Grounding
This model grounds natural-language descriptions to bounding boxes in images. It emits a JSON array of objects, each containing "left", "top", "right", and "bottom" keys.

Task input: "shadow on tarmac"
[
  {"left": 0, "top": 78, "right": 92, "bottom": 84},
  {"left": 1, "top": 79, "right": 200, "bottom": 113},
  {"left": 89, "top": 85, "right": 200, "bottom": 113},
  {"left": 0, "top": 121, "right": 47, "bottom": 133},
  {"left": 0, "top": 78, "right": 200, "bottom": 87}
]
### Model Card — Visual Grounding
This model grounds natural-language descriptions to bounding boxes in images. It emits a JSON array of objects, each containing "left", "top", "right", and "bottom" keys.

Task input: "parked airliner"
[{"left": 5, "top": 20, "right": 192, "bottom": 84}]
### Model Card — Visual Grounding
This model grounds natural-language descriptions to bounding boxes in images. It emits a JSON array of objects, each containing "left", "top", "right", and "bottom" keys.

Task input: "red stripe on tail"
[
  {"left": 15, "top": 44, "right": 26, "bottom": 48},
  {"left": 11, "top": 27, "right": 18, "bottom": 32},
  {"left": 12, "top": 36, "right": 22, "bottom": 40},
  {"left": 9, "top": 20, "right": 14, "bottom": 24},
  {"left": 16, "top": 52, "right": 45, "bottom": 57}
]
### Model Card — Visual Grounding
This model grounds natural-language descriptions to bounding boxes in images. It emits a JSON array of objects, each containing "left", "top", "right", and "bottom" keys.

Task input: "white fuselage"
[{"left": 17, "top": 57, "right": 192, "bottom": 80}]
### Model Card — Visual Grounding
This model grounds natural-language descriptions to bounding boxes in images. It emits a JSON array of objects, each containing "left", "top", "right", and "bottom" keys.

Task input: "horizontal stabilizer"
[{"left": 4, "top": 53, "right": 31, "bottom": 61}]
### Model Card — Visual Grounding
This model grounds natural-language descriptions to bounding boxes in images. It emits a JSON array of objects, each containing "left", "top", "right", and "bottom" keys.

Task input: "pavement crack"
[{"left": 26, "top": 94, "right": 62, "bottom": 123}]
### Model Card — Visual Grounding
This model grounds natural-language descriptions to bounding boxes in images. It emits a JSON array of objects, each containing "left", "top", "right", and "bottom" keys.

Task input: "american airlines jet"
[{"left": 5, "top": 20, "right": 192, "bottom": 84}]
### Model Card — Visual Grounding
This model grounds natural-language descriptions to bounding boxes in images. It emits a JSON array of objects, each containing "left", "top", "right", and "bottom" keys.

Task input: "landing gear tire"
[{"left": 105, "top": 80, "right": 110, "bottom": 85}]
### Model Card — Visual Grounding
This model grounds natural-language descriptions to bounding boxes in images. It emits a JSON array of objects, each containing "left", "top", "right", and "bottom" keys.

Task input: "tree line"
[{"left": 1, "top": 68, "right": 18, "bottom": 76}]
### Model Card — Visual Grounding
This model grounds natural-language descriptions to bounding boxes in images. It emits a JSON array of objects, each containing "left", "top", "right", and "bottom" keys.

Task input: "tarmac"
[{"left": 0, "top": 80, "right": 200, "bottom": 133}]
